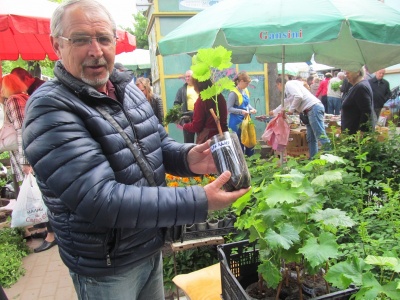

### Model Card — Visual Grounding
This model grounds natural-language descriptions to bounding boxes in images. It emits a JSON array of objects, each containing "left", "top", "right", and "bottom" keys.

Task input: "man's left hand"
[{"left": 187, "top": 141, "right": 217, "bottom": 174}]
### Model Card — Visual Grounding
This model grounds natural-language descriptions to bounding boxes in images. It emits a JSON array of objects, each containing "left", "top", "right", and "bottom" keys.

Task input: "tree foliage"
[{"left": 125, "top": 11, "right": 149, "bottom": 50}]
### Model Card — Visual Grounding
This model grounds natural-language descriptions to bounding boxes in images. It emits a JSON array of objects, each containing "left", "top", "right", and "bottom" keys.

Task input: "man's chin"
[{"left": 81, "top": 74, "right": 109, "bottom": 89}]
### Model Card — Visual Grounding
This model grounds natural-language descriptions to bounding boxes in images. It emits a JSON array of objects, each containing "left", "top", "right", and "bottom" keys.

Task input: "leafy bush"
[
  {"left": 0, "top": 227, "right": 29, "bottom": 288},
  {"left": 163, "top": 104, "right": 183, "bottom": 126}
]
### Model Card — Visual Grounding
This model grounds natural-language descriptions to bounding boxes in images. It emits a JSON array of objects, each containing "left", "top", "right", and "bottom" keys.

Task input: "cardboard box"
[{"left": 288, "top": 131, "right": 303, "bottom": 147}]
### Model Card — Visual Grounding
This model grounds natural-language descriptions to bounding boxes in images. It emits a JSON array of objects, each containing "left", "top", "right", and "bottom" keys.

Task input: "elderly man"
[
  {"left": 21, "top": 1, "right": 249, "bottom": 299},
  {"left": 369, "top": 69, "right": 391, "bottom": 118},
  {"left": 174, "top": 70, "right": 199, "bottom": 143},
  {"left": 327, "top": 71, "right": 345, "bottom": 115},
  {"left": 276, "top": 77, "right": 330, "bottom": 159}
]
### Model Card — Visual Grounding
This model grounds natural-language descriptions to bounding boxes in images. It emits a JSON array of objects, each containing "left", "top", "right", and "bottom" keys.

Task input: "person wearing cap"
[
  {"left": 315, "top": 72, "right": 332, "bottom": 113},
  {"left": 11, "top": 67, "right": 45, "bottom": 96},
  {"left": 327, "top": 71, "right": 345, "bottom": 115},
  {"left": 114, "top": 62, "right": 127, "bottom": 72}
]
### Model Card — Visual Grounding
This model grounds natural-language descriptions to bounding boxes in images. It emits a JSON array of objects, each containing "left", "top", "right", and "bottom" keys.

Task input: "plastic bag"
[
  {"left": 241, "top": 115, "right": 257, "bottom": 148},
  {"left": 11, "top": 174, "right": 48, "bottom": 228},
  {"left": 261, "top": 112, "right": 290, "bottom": 151},
  {"left": 0, "top": 104, "right": 18, "bottom": 152}
]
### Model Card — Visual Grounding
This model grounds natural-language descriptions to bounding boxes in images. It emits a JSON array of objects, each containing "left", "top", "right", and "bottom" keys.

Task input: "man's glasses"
[{"left": 58, "top": 35, "right": 117, "bottom": 47}]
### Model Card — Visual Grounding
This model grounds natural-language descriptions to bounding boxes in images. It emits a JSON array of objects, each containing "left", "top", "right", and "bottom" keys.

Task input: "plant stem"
[{"left": 209, "top": 108, "right": 223, "bottom": 136}]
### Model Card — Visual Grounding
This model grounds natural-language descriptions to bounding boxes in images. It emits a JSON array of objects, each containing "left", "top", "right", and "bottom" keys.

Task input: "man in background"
[
  {"left": 11, "top": 67, "right": 45, "bottom": 95},
  {"left": 327, "top": 71, "right": 345, "bottom": 115},
  {"left": 369, "top": 69, "right": 391, "bottom": 118},
  {"left": 114, "top": 62, "right": 127, "bottom": 72},
  {"left": 174, "top": 70, "right": 199, "bottom": 143}
]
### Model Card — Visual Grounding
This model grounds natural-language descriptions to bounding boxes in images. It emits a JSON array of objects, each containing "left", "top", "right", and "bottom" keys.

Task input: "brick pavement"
[
  {"left": 4, "top": 239, "right": 186, "bottom": 300},
  {"left": 4, "top": 238, "right": 77, "bottom": 300}
]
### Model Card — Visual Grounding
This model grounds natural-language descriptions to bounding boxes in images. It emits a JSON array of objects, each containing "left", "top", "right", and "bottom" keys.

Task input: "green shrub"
[{"left": 0, "top": 227, "right": 30, "bottom": 288}]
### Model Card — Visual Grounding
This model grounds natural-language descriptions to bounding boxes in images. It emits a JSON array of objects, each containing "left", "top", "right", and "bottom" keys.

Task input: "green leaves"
[
  {"left": 193, "top": 46, "right": 233, "bottom": 71},
  {"left": 258, "top": 260, "right": 282, "bottom": 289},
  {"left": 298, "top": 232, "right": 339, "bottom": 268},
  {"left": 310, "top": 208, "right": 356, "bottom": 228},
  {"left": 312, "top": 170, "right": 342, "bottom": 186},
  {"left": 265, "top": 224, "right": 300, "bottom": 250},
  {"left": 325, "top": 256, "right": 366, "bottom": 289},
  {"left": 191, "top": 46, "right": 235, "bottom": 115}
]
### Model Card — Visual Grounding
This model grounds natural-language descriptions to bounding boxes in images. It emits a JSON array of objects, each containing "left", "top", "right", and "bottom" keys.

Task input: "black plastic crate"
[
  {"left": 168, "top": 224, "right": 236, "bottom": 243},
  {"left": 217, "top": 240, "right": 259, "bottom": 300},
  {"left": 217, "top": 240, "right": 359, "bottom": 300}
]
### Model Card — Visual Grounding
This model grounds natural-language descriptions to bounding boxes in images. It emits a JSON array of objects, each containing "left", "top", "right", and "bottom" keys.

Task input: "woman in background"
[
  {"left": 227, "top": 71, "right": 257, "bottom": 156},
  {"left": 183, "top": 78, "right": 228, "bottom": 144},
  {"left": 1, "top": 74, "right": 56, "bottom": 253},
  {"left": 1, "top": 74, "right": 30, "bottom": 190},
  {"left": 136, "top": 77, "right": 164, "bottom": 124},
  {"left": 341, "top": 68, "right": 375, "bottom": 134}
]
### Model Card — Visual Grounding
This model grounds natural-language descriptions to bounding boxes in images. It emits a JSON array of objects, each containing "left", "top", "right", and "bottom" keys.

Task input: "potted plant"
[
  {"left": 230, "top": 154, "right": 356, "bottom": 298},
  {"left": 191, "top": 46, "right": 251, "bottom": 191}
]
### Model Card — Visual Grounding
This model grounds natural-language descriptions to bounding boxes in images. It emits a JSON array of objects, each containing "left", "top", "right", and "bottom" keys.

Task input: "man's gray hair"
[{"left": 50, "top": 0, "right": 117, "bottom": 38}]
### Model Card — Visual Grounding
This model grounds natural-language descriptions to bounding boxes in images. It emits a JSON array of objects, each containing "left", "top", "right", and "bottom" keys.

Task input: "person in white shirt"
[{"left": 275, "top": 77, "right": 330, "bottom": 158}]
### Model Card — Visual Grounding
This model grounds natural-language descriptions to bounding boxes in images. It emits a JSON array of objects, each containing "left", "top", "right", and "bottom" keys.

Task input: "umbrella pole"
[{"left": 280, "top": 46, "right": 286, "bottom": 166}]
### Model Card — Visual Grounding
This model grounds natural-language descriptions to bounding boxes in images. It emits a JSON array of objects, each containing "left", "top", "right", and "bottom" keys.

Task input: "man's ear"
[{"left": 51, "top": 36, "right": 62, "bottom": 59}]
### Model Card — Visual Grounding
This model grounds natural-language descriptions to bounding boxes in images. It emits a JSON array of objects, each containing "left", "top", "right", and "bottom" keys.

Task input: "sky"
[{"left": 96, "top": 0, "right": 137, "bottom": 29}]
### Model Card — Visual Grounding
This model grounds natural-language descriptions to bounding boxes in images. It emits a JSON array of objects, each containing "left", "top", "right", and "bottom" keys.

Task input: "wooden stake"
[{"left": 209, "top": 108, "right": 223, "bottom": 136}]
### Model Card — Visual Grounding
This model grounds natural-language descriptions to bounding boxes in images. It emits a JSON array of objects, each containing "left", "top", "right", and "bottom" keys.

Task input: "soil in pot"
[
  {"left": 245, "top": 279, "right": 305, "bottom": 300},
  {"left": 302, "top": 273, "right": 331, "bottom": 298},
  {"left": 210, "top": 131, "right": 251, "bottom": 192}
]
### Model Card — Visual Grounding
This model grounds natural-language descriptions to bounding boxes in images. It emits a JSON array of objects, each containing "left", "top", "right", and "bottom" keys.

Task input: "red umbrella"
[{"left": 0, "top": 0, "right": 136, "bottom": 61}]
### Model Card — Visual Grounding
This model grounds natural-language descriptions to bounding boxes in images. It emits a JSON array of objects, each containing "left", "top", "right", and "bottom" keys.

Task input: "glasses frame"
[{"left": 58, "top": 35, "right": 118, "bottom": 47}]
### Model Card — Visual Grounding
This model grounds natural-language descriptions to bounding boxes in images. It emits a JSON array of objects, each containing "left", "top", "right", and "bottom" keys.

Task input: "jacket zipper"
[{"left": 106, "top": 253, "right": 111, "bottom": 266}]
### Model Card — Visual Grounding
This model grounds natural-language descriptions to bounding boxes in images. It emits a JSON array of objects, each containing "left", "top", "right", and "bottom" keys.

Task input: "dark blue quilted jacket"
[{"left": 22, "top": 62, "right": 208, "bottom": 276}]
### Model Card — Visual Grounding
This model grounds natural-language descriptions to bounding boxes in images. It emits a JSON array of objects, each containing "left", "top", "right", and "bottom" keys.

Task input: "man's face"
[
  {"left": 375, "top": 69, "right": 385, "bottom": 80},
  {"left": 185, "top": 72, "right": 193, "bottom": 85},
  {"left": 51, "top": 5, "right": 116, "bottom": 92}
]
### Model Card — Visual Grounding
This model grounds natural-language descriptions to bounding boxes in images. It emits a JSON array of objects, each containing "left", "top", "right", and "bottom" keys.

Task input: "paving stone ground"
[
  {"left": 4, "top": 238, "right": 77, "bottom": 300},
  {"left": 4, "top": 238, "right": 187, "bottom": 300}
]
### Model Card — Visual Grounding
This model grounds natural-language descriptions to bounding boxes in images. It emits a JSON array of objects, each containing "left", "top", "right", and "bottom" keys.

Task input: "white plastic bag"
[{"left": 11, "top": 174, "right": 48, "bottom": 228}]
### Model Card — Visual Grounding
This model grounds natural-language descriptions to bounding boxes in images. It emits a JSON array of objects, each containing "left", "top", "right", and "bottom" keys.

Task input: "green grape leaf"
[
  {"left": 258, "top": 260, "right": 282, "bottom": 289},
  {"left": 319, "top": 154, "right": 346, "bottom": 164},
  {"left": 325, "top": 256, "right": 367, "bottom": 289},
  {"left": 265, "top": 224, "right": 300, "bottom": 250},
  {"left": 191, "top": 62, "right": 211, "bottom": 81},
  {"left": 298, "top": 232, "right": 339, "bottom": 268},
  {"left": 365, "top": 255, "right": 399, "bottom": 270},
  {"left": 311, "top": 170, "right": 342, "bottom": 186},
  {"left": 310, "top": 208, "right": 355, "bottom": 228},
  {"left": 265, "top": 180, "right": 298, "bottom": 207}
]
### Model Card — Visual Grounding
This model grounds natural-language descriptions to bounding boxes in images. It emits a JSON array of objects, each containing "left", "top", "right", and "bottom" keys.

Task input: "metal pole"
[{"left": 280, "top": 46, "right": 286, "bottom": 165}]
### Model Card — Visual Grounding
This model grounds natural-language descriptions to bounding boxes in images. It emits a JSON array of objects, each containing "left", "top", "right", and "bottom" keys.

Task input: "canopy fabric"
[
  {"left": 0, "top": 0, "right": 136, "bottom": 61},
  {"left": 158, "top": 0, "right": 400, "bottom": 73},
  {"left": 115, "top": 49, "right": 151, "bottom": 70}
]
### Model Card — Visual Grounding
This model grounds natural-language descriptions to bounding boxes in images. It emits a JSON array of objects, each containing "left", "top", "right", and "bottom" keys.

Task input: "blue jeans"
[
  {"left": 306, "top": 103, "right": 330, "bottom": 158},
  {"left": 70, "top": 251, "right": 164, "bottom": 300},
  {"left": 327, "top": 96, "right": 342, "bottom": 115}
]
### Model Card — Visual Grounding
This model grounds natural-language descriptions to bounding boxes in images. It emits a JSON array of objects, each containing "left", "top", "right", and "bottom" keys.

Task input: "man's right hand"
[{"left": 204, "top": 171, "right": 250, "bottom": 211}]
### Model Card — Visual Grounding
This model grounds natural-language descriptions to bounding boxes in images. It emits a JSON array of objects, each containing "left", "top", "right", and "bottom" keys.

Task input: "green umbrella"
[{"left": 158, "top": 0, "right": 400, "bottom": 73}]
